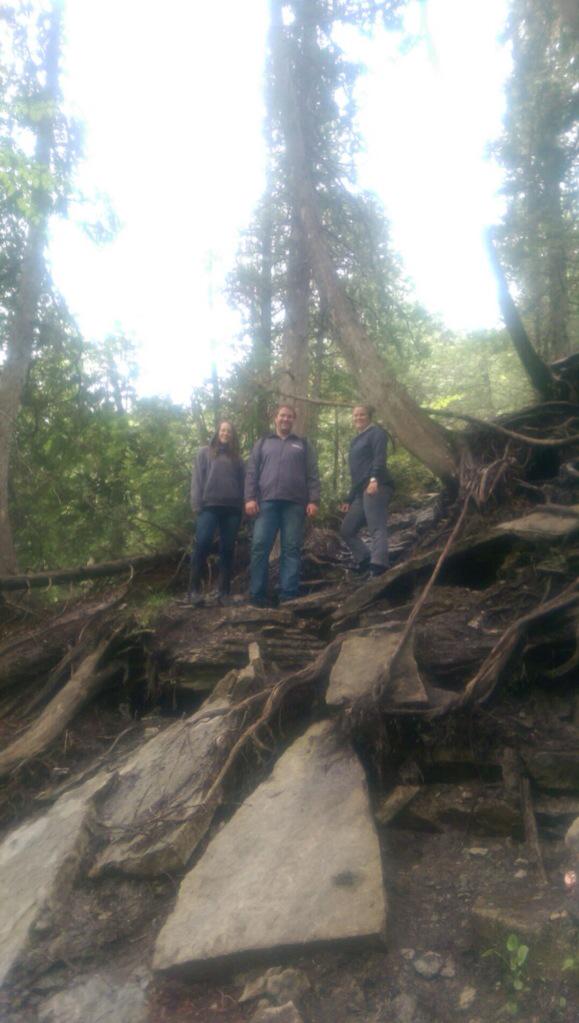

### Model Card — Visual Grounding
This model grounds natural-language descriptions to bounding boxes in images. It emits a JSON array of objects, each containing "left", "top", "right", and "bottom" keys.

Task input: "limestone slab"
[
  {"left": 91, "top": 696, "right": 234, "bottom": 877},
  {"left": 0, "top": 778, "right": 103, "bottom": 988},
  {"left": 326, "top": 628, "right": 427, "bottom": 709},
  {"left": 153, "top": 720, "right": 386, "bottom": 974}
]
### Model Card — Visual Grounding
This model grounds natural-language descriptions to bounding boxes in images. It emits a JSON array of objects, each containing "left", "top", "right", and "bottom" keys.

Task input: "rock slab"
[
  {"left": 91, "top": 696, "right": 234, "bottom": 877},
  {"left": 326, "top": 628, "right": 427, "bottom": 709},
  {"left": 0, "top": 779, "right": 102, "bottom": 988},
  {"left": 153, "top": 720, "right": 387, "bottom": 974},
  {"left": 38, "top": 975, "right": 148, "bottom": 1023}
]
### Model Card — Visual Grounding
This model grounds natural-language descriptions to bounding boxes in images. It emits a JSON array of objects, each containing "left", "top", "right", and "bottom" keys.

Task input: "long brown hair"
[{"left": 209, "top": 421, "right": 241, "bottom": 460}]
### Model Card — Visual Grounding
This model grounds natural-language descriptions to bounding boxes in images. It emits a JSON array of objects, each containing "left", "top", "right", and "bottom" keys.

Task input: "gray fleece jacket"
[
  {"left": 244, "top": 434, "right": 320, "bottom": 507},
  {"left": 190, "top": 447, "right": 245, "bottom": 511}
]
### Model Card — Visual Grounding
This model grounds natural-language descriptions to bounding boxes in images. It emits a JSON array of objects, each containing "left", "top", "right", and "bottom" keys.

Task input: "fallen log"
[
  {"left": 0, "top": 549, "right": 182, "bottom": 592},
  {"left": 0, "top": 625, "right": 129, "bottom": 780}
]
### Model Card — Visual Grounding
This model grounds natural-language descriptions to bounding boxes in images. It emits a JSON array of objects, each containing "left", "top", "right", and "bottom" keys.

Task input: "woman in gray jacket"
[
  {"left": 190, "top": 421, "right": 245, "bottom": 605},
  {"left": 340, "top": 404, "right": 394, "bottom": 577}
]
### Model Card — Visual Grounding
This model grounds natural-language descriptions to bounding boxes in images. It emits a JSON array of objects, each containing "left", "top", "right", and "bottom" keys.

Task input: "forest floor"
[{"left": 1, "top": 487, "right": 578, "bottom": 1023}]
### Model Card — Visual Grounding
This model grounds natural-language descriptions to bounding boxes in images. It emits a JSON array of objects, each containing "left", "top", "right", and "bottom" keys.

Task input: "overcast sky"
[{"left": 48, "top": 0, "right": 511, "bottom": 403}]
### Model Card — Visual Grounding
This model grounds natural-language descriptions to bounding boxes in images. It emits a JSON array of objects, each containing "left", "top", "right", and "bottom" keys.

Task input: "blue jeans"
[
  {"left": 190, "top": 506, "right": 241, "bottom": 595},
  {"left": 250, "top": 500, "right": 306, "bottom": 602}
]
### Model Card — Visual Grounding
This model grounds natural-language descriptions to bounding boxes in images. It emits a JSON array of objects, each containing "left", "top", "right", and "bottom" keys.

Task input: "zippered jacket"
[
  {"left": 191, "top": 447, "right": 245, "bottom": 511},
  {"left": 244, "top": 434, "right": 321, "bottom": 507},
  {"left": 346, "top": 424, "right": 394, "bottom": 503}
]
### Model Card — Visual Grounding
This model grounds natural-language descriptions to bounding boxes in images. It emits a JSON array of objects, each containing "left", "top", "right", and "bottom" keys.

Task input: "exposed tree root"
[{"left": 200, "top": 639, "right": 342, "bottom": 809}]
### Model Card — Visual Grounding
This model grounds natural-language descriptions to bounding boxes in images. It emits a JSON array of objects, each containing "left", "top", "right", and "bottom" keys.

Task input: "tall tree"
[
  {"left": 494, "top": 0, "right": 578, "bottom": 360},
  {"left": 0, "top": 1, "right": 75, "bottom": 572},
  {"left": 268, "top": 0, "right": 458, "bottom": 482}
]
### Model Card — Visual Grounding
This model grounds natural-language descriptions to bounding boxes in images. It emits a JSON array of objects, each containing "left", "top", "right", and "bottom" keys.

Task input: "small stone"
[
  {"left": 413, "top": 952, "right": 442, "bottom": 978},
  {"left": 400, "top": 948, "right": 415, "bottom": 960},
  {"left": 459, "top": 987, "right": 476, "bottom": 1009},
  {"left": 440, "top": 957, "right": 456, "bottom": 978},
  {"left": 249, "top": 1002, "right": 304, "bottom": 1023},
  {"left": 391, "top": 992, "right": 417, "bottom": 1023},
  {"left": 467, "top": 847, "right": 488, "bottom": 858},
  {"left": 266, "top": 967, "right": 310, "bottom": 1005},
  {"left": 514, "top": 869, "right": 528, "bottom": 879},
  {"left": 239, "top": 974, "right": 268, "bottom": 1004},
  {"left": 241, "top": 968, "right": 310, "bottom": 1006}
]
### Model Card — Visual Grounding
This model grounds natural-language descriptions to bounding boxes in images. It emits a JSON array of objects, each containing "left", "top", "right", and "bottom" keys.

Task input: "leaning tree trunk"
[
  {"left": 485, "top": 229, "right": 561, "bottom": 400},
  {"left": 0, "top": 5, "right": 61, "bottom": 574},
  {"left": 275, "top": 33, "right": 458, "bottom": 485}
]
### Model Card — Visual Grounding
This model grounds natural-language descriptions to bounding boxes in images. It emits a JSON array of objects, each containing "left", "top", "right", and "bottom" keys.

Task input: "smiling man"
[{"left": 244, "top": 405, "right": 320, "bottom": 606}]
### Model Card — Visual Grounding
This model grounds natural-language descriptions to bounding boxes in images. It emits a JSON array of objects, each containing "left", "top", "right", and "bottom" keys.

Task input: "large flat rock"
[
  {"left": 153, "top": 720, "right": 386, "bottom": 975},
  {"left": 0, "top": 778, "right": 103, "bottom": 988},
  {"left": 326, "top": 627, "right": 428, "bottom": 709},
  {"left": 91, "top": 697, "right": 236, "bottom": 877}
]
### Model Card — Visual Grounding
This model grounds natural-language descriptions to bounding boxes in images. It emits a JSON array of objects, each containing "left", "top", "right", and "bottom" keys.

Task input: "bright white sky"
[{"left": 49, "top": 0, "right": 511, "bottom": 403}]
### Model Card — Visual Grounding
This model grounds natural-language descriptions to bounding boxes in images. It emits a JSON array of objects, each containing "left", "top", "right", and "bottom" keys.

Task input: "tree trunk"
[
  {"left": 275, "top": 39, "right": 457, "bottom": 483},
  {"left": 255, "top": 188, "right": 274, "bottom": 437},
  {"left": 0, "top": 5, "right": 61, "bottom": 574},
  {"left": 485, "top": 229, "right": 560, "bottom": 400},
  {"left": 279, "top": 207, "right": 311, "bottom": 436},
  {"left": 276, "top": 0, "right": 312, "bottom": 437}
]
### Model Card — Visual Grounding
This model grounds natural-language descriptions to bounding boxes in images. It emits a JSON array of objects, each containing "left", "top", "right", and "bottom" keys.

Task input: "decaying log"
[
  {"left": 0, "top": 627, "right": 128, "bottom": 779},
  {"left": 0, "top": 549, "right": 182, "bottom": 592}
]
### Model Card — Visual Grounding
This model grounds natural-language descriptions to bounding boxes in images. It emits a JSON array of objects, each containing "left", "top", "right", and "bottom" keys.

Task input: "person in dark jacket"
[
  {"left": 245, "top": 405, "right": 320, "bottom": 605},
  {"left": 190, "top": 421, "right": 245, "bottom": 606},
  {"left": 339, "top": 404, "right": 394, "bottom": 577}
]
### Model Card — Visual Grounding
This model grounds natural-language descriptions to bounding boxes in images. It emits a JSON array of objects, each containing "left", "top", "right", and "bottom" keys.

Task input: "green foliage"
[
  {"left": 483, "top": 932, "right": 530, "bottom": 1016},
  {"left": 12, "top": 324, "right": 198, "bottom": 569}
]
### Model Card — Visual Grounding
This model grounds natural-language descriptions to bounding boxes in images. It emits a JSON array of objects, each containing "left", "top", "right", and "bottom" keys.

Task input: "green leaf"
[
  {"left": 506, "top": 934, "right": 519, "bottom": 952},
  {"left": 516, "top": 945, "right": 528, "bottom": 966}
]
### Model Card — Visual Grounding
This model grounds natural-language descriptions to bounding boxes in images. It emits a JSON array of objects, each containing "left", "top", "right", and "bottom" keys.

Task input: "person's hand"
[
  {"left": 338, "top": 502, "right": 350, "bottom": 514},
  {"left": 245, "top": 500, "right": 259, "bottom": 517},
  {"left": 306, "top": 503, "right": 319, "bottom": 518},
  {"left": 365, "top": 479, "right": 379, "bottom": 496}
]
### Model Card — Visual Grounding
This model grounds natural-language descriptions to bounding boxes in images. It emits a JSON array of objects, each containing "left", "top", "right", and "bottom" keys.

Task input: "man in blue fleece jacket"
[{"left": 245, "top": 405, "right": 320, "bottom": 605}]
